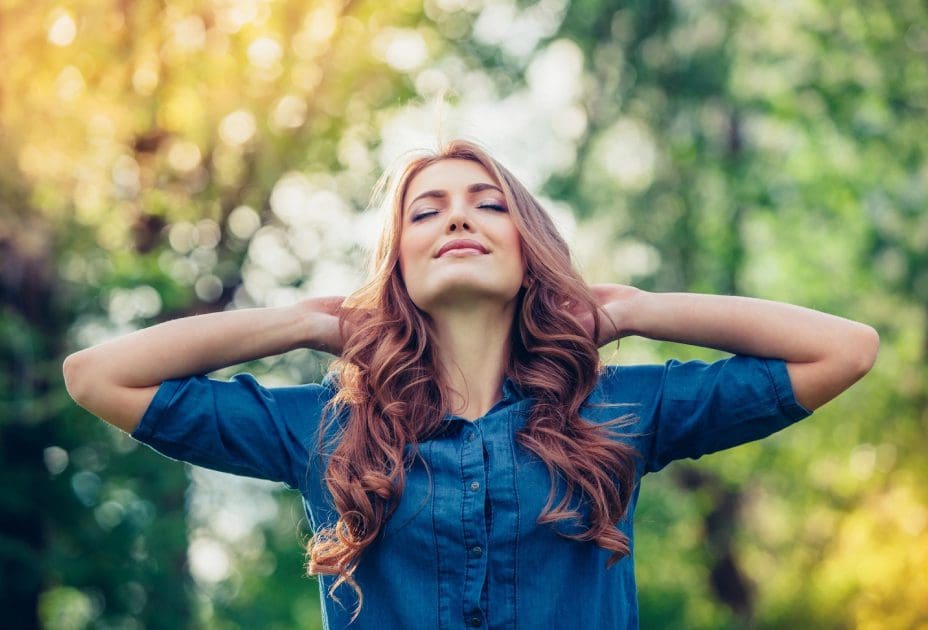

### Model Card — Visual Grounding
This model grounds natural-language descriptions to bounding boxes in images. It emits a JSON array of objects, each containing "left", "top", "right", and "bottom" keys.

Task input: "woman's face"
[{"left": 398, "top": 159, "right": 525, "bottom": 314}]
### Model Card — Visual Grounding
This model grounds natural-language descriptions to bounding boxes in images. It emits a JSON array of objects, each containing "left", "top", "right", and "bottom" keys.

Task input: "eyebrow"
[{"left": 406, "top": 182, "right": 504, "bottom": 209}]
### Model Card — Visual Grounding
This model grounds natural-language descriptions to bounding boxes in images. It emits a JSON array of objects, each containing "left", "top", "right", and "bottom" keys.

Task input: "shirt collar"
[
  {"left": 501, "top": 375, "right": 527, "bottom": 403},
  {"left": 321, "top": 371, "right": 528, "bottom": 417},
  {"left": 441, "top": 375, "right": 527, "bottom": 425}
]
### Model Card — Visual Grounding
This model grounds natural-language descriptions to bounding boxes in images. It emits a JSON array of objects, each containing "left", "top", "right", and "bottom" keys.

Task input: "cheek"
[
  {"left": 398, "top": 233, "right": 425, "bottom": 275},
  {"left": 397, "top": 236, "right": 409, "bottom": 278},
  {"left": 398, "top": 249, "right": 412, "bottom": 283},
  {"left": 506, "top": 230, "right": 524, "bottom": 269}
]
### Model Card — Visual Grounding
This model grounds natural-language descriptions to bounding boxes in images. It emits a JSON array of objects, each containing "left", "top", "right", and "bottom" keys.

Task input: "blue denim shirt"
[{"left": 131, "top": 355, "right": 813, "bottom": 629}]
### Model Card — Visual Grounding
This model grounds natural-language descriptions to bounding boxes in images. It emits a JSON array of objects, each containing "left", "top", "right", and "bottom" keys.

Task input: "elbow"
[
  {"left": 63, "top": 351, "right": 91, "bottom": 406},
  {"left": 850, "top": 324, "right": 880, "bottom": 378}
]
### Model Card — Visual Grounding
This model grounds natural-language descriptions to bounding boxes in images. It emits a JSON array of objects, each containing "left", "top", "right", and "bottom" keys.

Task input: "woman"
[{"left": 63, "top": 139, "right": 879, "bottom": 629}]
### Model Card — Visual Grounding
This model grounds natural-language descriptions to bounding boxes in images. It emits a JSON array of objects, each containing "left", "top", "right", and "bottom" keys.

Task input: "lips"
[{"left": 436, "top": 239, "right": 489, "bottom": 258}]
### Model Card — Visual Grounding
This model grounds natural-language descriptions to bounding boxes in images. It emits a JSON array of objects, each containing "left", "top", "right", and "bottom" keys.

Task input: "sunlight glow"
[
  {"left": 219, "top": 110, "right": 257, "bottom": 146},
  {"left": 43, "top": 446, "right": 69, "bottom": 476},
  {"left": 473, "top": 0, "right": 567, "bottom": 60},
  {"left": 107, "top": 286, "right": 163, "bottom": 324},
  {"left": 269, "top": 94, "right": 307, "bottom": 131},
  {"left": 594, "top": 118, "right": 658, "bottom": 192},
  {"left": 228, "top": 205, "right": 261, "bottom": 240},
  {"left": 167, "top": 141, "right": 203, "bottom": 173},
  {"left": 248, "top": 36, "right": 283, "bottom": 69},
  {"left": 189, "top": 537, "right": 232, "bottom": 584},
  {"left": 213, "top": 0, "right": 271, "bottom": 34},
  {"left": 195, "top": 275, "right": 224, "bottom": 302},
  {"left": 169, "top": 15, "right": 207, "bottom": 55},
  {"left": 293, "top": 3, "right": 338, "bottom": 57},
  {"left": 111, "top": 156, "right": 141, "bottom": 199},
  {"left": 132, "top": 58, "right": 160, "bottom": 96},
  {"left": 373, "top": 28, "right": 429, "bottom": 72},
  {"left": 55, "top": 66, "right": 85, "bottom": 101},
  {"left": 47, "top": 9, "right": 77, "bottom": 47},
  {"left": 527, "top": 38, "right": 584, "bottom": 108}
]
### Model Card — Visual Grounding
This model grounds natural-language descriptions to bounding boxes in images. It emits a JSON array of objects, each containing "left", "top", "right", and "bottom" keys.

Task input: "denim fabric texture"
[{"left": 131, "top": 355, "right": 813, "bottom": 630}]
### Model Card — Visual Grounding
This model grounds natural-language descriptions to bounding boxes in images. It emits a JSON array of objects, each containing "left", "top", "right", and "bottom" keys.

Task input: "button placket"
[{"left": 459, "top": 424, "right": 488, "bottom": 630}]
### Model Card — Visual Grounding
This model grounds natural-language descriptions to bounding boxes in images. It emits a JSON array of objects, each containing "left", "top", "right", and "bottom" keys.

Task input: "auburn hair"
[{"left": 306, "top": 139, "right": 639, "bottom": 621}]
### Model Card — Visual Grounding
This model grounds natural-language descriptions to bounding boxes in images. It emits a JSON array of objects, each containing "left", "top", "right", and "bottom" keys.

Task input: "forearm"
[
  {"left": 621, "top": 290, "right": 875, "bottom": 366},
  {"left": 62, "top": 299, "right": 340, "bottom": 434},
  {"left": 64, "top": 301, "right": 315, "bottom": 392}
]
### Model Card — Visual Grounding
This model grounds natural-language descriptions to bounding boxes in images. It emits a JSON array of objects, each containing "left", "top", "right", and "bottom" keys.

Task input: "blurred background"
[{"left": 1, "top": 0, "right": 926, "bottom": 628}]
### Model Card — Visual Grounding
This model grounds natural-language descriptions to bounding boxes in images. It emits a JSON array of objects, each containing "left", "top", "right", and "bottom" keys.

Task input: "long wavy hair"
[{"left": 306, "top": 139, "right": 640, "bottom": 620}]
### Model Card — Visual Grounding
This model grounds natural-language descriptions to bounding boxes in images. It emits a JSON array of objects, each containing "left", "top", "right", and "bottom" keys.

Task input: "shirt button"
[
  {"left": 468, "top": 615, "right": 482, "bottom": 627},
  {"left": 465, "top": 431, "right": 475, "bottom": 442},
  {"left": 470, "top": 481, "right": 480, "bottom": 492},
  {"left": 470, "top": 545, "right": 482, "bottom": 557}
]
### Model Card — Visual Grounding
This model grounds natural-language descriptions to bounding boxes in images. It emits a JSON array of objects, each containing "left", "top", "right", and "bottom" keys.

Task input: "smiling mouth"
[
  {"left": 438, "top": 247, "right": 486, "bottom": 258},
  {"left": 436, "top": 238, "right": 489, "bottom": 257}
]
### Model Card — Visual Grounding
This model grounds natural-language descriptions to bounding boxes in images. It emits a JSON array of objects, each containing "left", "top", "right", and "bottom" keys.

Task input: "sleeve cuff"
[
  {"left": 130, "top": 378, "right": 186, "bottom": 443},
  {"left": 764, "top": 358, "right": 814, "bottom": 421}
]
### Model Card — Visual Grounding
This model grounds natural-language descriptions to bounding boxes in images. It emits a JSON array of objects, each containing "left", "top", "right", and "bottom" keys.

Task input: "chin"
[{"left": 415, "top": 281, "right": 523, "bottom": 310}]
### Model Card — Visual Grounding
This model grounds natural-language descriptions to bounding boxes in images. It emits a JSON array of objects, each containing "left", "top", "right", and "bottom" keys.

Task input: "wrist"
[
  {"left": 288, "top": 300, "right": 320, "bottom": 350},
  {"left": 614, "top": 287, "right": 650, "bottom": 338},
  {"left": 293, "top": 296, "right": 344, "bottom": 355}
]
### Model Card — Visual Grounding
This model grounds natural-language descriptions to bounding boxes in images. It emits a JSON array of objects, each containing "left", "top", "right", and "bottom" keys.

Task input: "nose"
[{"left": 446, "top": 200, "right": 472, "bottom": 233}]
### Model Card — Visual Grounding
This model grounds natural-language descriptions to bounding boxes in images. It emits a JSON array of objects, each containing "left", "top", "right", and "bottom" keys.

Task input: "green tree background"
[{"left": 2, "top": 0, "right": 925, "bottom": 628}]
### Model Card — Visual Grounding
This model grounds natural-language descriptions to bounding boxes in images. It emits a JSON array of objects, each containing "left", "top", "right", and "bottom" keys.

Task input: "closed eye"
[
  {"left": 411, "top": 203, "right": 505, "bottom": 222},
  {"left": 478, "top": 203, "right": 507, "bottom": 212}
]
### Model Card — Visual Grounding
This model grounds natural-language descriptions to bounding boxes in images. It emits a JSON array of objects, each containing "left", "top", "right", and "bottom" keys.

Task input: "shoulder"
[
  {"left": 590, "top": 356, "right": 775, "bottom": 414},
  {"left": 129, "top": 371, "right": 343, "bottom": 487},
  {"left": 581, "top": 362, "right": 667, "bottom": 426},
  {"left": 319, "top": 370, "right": 341, "bottom": 394},
  {"left": 594, "top": 362, "right": 668, "bottom": 401},
  {"left": 137, "top": 372, "right": 339, "bottom": 430},
  {"left": 596, "top": 355, "right": 781, "bottom": 395}
]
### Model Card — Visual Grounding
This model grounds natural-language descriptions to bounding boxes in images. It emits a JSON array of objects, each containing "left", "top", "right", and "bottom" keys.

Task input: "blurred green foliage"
[{"left": 1, "top": 0, "right": 926, "bottom": 628}]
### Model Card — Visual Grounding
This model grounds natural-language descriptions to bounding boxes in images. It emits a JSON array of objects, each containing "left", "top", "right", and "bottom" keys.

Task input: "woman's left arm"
[{"left": 595, "top": 285, "right": 880, "bottom": 412}]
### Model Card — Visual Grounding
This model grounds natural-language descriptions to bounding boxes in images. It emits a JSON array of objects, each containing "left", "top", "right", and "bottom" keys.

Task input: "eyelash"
[{"left": 411, "top": 203, "right": 507, "bottom": 222}]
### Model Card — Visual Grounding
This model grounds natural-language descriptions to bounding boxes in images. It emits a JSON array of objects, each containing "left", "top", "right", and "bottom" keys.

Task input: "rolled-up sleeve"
[
  {"left": 599, "top": 355, "right": 814, "bottom": 475},
  {"left": 130, "top": 373, "right": 333, "bottom": 490}
]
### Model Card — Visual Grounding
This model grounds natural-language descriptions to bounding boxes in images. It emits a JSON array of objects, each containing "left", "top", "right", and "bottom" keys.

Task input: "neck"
[{"left": 429, "top": 299, "right": 517, "bottom": 421}]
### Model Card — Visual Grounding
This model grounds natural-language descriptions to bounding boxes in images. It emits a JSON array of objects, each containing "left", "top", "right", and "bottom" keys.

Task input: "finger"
[{"left": 310, "top": 296, "right": 347, "bottom": 313}]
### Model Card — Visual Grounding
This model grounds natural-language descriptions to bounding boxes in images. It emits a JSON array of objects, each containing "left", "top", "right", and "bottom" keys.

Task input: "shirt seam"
[
  {"left": 130, "top": 378, "right": 185, "bottom": 443},
  {"left": 689, "top": 357, "right": 813, "bottom": 457},
  {"left": 762, "top": 358, "right": 786, "bottom": 410},
  {"left": 509, "top": 410, "right": 520, "bottom": 629},
  {"left": 132, "top": 375, "right": 297, "bottom": 486},
  {"left": 645, "top": 364, "right": 669, "bottom": 473},
  {"left": 459, "top": 430, "right": 470, "bottom": 625},
  {"left": 132, "top": 378, "right": 286, "bottom": 482},
  {"left": 427, "top": 440, "right": 441, "bottom": 630},
  {"left": 140, "top": 433, "right": 274, "bottom": 480},
  {"left": 764, "top": 357, "right": 814, "bottom": 419},
  {"left": 216, "top": 376, "right": 297, "bottom": 487}
]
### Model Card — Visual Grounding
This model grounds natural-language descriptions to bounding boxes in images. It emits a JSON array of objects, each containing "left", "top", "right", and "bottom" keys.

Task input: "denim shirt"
[{"left": 131, "top": 355, "right": 813, "bottom": 629}]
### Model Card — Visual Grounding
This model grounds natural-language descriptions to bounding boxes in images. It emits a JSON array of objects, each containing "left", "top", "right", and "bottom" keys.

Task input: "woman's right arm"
[{"left": 62, "top": 297, "right": 345, "bottom": 434}]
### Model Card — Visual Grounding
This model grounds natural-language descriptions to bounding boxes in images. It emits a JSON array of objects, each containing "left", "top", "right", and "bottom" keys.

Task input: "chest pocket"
[
  {"left": 515, "top": 445, "right": 596, "bottom": 539},
  {"left": 381, "top": 444, "right": 434, "bottom": 538}
]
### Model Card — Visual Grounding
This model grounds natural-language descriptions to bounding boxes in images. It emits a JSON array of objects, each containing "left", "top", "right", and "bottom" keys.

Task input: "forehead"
[{"left": 404, "top": 159, "right": 498, "bottom": 207}]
